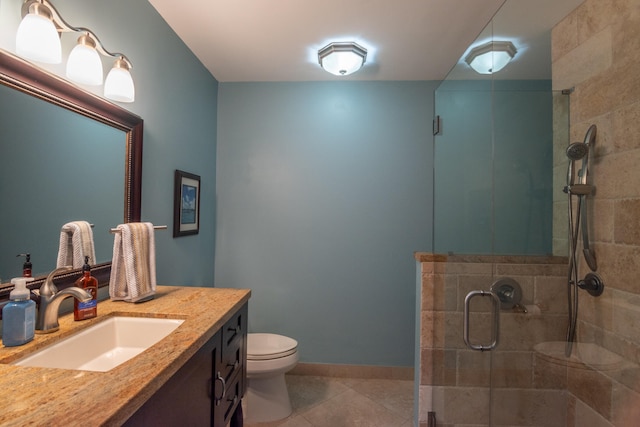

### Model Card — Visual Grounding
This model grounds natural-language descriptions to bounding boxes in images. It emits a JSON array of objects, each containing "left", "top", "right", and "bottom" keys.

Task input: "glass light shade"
[
  {"left": 66, "top": 42, "right": 103, "bottom": 85},
  {"left": 15, "top": 12, "right": 61, "bottom": 64},
  {"left": 318, "top": 42, "right": 367, "bottom": 76},
  {"left": 104, "top": 63, "right": 135, "bottom": 103},
  {"left": 465, "top": 41, "right": 517, "bottom": 75}
]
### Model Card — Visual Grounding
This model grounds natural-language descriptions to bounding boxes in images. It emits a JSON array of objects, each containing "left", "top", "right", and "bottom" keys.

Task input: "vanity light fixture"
[
  {"left": 15, "top": 0, "right": 135, "bottom": 102},
  {"left": 318, "top": 42, "right": 367, "bottom": 76},
  {"left": 465, "top": 41, "right": 517, "bottom": 75}
]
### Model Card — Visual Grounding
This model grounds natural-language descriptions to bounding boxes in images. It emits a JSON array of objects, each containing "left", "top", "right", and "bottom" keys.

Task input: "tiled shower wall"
[
  {"left": 417, "top": 254, "right": 568, "bottom": 426},
  {"left": 552, "top": 0, "right": 640, "bottom": 425}
]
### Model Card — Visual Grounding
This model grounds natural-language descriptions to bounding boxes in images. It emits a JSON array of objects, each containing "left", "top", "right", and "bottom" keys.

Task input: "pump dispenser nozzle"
[{"left": 16, "top": 253, "right": 32, "bottom": 277}]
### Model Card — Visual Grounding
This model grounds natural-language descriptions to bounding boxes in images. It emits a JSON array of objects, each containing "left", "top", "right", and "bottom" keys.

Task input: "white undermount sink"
[{"left": 12, "top": 316, "right": 184, "bottom": 372}]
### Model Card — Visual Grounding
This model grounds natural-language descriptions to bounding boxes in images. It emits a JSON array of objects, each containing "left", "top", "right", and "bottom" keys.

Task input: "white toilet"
[{"left": 244, "top": 333, "right": 299, "bottom": 423}]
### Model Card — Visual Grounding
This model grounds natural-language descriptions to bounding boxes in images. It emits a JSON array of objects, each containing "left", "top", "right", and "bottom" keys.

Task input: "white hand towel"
[
  {"left": 109, "top": 222, "right": 157, "bottom": 303},
  {"left": 56, "top": 221, "right": 96, "bottom": 268}
]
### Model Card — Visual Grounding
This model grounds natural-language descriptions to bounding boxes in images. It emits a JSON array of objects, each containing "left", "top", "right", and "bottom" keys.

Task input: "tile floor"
[{"left": 244, "top": 374, "right": 414, "bottom": 427}]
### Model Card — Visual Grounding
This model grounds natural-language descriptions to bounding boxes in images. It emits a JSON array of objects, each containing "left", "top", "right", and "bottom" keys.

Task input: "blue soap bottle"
[{"left": 2, "top": 277, "right": 36, "bottom": 347}]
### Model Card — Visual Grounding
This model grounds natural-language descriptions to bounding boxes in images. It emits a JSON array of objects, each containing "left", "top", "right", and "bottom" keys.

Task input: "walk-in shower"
[{"left": 562, "top": 124, "right": 604, "bottom": 356}]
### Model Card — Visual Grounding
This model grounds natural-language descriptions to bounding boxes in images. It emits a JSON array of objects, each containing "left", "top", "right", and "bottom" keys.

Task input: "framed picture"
[{"left": 173, "top": 170, "right": 200, "bottom": 237}]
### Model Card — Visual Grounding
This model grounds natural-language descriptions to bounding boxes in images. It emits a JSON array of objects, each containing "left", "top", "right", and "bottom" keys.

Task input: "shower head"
[
  {"left": 565, "top": 142, "right": 588, "bottom": 188},
  {"left": 566, "top": 142, "right": 588, "bottom": 161}
]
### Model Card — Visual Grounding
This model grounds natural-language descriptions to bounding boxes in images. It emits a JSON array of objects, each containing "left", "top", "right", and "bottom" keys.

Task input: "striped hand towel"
[
  {"left": 56, "top": 221, "right": 96, "bottom": 268},
  {"left": 109, "top": 222, "right": 157, "bottom": 303}
]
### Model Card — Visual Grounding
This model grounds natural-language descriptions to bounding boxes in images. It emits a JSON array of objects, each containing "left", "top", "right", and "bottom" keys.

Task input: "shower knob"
[{"left": 578, "top": 272, "right": 604, "bottom": 297}]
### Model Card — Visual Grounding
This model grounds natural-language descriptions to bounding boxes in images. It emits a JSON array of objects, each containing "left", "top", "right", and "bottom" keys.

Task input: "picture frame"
[{"left": 173, "top": 170, "right": 200, "bottom": 237}]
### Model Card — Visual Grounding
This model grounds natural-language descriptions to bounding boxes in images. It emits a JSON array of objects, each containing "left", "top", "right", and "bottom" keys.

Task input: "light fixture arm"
[{"left": 21, "top": 0, "right": 132, "bottom": 68}]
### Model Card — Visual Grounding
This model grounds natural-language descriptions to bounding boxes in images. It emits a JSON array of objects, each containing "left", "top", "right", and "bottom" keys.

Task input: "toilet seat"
[{"left": 248, "top": 333, "right": 298, "bottom": 360}]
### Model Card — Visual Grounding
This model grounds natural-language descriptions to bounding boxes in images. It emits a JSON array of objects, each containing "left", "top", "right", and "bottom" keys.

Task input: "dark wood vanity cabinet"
[{"left": 124, "top": 303, "right": 248, "bottom": 427}]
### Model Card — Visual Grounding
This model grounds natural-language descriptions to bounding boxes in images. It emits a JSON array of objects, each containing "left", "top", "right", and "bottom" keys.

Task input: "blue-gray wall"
[
  {"left": 434, "top": 80, "right": 553, "bottom": 255},
  {"left": 215, "top": 82, "right": 436, "bottom": 366},
  {"left": 0, "top": 0, "right": 218, "bottom": 286}
]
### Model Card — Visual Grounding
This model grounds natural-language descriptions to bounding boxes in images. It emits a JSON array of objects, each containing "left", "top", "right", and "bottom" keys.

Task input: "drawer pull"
[
  {"left": 228, "top": 360, "right": 239, "bottom": 370},
  {"left": 214, "top": 371, "right": 226, "bottom": 405},
  {"left": 227, "top": 325, "right": 241, "bottom": 335}
]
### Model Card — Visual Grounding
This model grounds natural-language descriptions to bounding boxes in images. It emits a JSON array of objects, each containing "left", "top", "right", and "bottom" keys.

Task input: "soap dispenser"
[
  {"left": 74, "top": 256, "right": 98, "bottom": 321},
  {"left": 16, "top": 253, "right": 32, "bottom": 277},
  {"left": 2, "top": 277, "right": 36, "bottom": 347}
]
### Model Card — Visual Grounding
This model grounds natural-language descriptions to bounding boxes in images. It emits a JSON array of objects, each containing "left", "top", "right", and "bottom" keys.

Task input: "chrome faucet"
[{"left": 35, "top": 266, "right": 92, "bottom": 334}]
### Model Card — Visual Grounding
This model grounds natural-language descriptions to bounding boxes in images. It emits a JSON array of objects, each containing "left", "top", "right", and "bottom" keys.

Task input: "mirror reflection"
[
  {"left": 432, "top": 0, "right": 581, "bottom": 255},
  {"left": 0, "top": 48, "right": 142, "bottom": 290},
  {"left": 0, "top": 83, "right": 125, "bottom": 282}
]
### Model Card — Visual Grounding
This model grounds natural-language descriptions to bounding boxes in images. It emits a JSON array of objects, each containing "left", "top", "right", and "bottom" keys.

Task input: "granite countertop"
[{"left": 0, "top": 285, "right": 251, "bottom": 426}]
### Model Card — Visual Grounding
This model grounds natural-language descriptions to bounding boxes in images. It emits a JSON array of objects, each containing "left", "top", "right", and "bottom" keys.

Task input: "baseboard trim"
[{"left": 289, "top": 363, "right": 414, "bottom": 380}]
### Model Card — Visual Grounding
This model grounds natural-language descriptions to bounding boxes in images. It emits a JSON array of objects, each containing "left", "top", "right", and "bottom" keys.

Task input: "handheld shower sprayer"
[{"left": 564, "top": 124, "right": 602, "bottom": 356}]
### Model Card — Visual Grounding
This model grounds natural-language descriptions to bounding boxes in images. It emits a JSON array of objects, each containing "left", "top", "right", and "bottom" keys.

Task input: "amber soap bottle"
[{"left": 74, "top": 256, "right": 98, "bottom": 321}]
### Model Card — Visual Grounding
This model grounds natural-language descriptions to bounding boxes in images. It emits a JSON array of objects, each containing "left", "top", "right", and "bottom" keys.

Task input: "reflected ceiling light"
[
  {"left": 15, "top": 0, "right": 135, "bottom": 102},
  {"left": 465, "top": 41, "right": 517, "bottom": 75},
  {"left": 318, "top": 42, "right": 367, "bottom": 76}
]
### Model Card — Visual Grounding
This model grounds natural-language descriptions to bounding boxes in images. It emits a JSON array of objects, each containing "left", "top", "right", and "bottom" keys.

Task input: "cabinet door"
[
  {"left": 213, "top": 303, "right": 247, "bottom": 427},
  {"left": 124, "top": 330, "right": 219, "bottom": 426}
]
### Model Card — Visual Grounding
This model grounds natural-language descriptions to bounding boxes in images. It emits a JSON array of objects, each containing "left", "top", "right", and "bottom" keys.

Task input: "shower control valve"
[{"left": 578, "top": 272, "right": 604, "bottom": 297}]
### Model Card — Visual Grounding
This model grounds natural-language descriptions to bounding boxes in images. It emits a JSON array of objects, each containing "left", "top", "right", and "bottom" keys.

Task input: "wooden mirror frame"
[{"left": 0, "top": 48, "right": 142, "bottom": 297}]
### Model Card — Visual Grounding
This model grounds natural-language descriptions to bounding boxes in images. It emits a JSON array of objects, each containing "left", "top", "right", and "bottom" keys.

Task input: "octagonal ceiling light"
[
  {"left": 318, "top": 42, "right": 367, "bottom": 76},
  {"left": 465, "top": 41, "right": 517, "bottom": 75}
]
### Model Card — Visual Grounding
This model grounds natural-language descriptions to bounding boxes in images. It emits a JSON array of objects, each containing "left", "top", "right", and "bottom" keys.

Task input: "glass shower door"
[{"left": 429, "top": 0, "right": 577, "bottom": 425}]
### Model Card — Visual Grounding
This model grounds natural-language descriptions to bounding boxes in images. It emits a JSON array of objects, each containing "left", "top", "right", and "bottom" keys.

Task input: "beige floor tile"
[
  {"left": 298, "top": 388, "right": 408, "bottom": 427},
  {"left": 245, "top": 374, "right": 414, "bottom": 427},
  {"left": 349, "top": 378, "right": 414, "bottom": 418}
]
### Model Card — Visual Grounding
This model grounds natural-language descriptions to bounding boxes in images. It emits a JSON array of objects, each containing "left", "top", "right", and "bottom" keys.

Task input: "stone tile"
[
  {"left": 534, "top": 275, "right": 568, "bottom": 314},
  {"left": 576, "top": 0, "right": 618, "bottom": 43},
  {"left": 567, "top": 364, "right": 613, "bottom": 419},
  {"left": 612, "top": 101, "right": 640, "bottom": 152},
  {"left": 349, "top": 379, "right": 414, "bottom": 419},
  {"left": 551, "top": 7, "right": 579, "bottom": 64},
  {"left": 285, "top": 375, "right": 352, "bottom": 413},
  {"left": 574, "top": 397, "right": 614, "bottom": 427},
  {"left": 533, "top": 352, "right": 568, "bottom": 390},
  {"left": 552, "top": 26, "right": 613, "bottom": 91},
  {"left": 299, "top": 388, "right": 408, "bottom": 427},
  {"left": 491, "top": 351, "right": 534, "bottom": 388},
  {"left": 614, "top": 199, "right": 640, "bottom": 245},
  {"left": 495, "top": 262, "right": 567, "bottom": 277},
  {"left": 491, "top": 389, "right": 567, "bottom": 426},
  {"left": 421, "top": 348, "right": 456, "bottom": 386},
  {"left": 612, "top": 381, "right": 640, "bottom": 426},
  {"left": 457, "top": 350, "right": 491, "bottom": 386},
  {"left": 595, "top": 243, "right": 640, "bottom": 293},
  {"left": 439, "top": 386, "right": 490, "bottom": 425},
  {"left": 593, "top": 198, "right": 614, "bottom": 244}
]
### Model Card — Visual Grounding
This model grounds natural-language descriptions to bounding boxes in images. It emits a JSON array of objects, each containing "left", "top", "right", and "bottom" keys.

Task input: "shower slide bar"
[{"left": 463, "top": 290, "right": 500, "bottom": 351}]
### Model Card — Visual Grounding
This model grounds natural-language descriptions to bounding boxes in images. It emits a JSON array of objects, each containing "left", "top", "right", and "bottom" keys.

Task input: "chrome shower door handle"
[{"left": 463, "top": 290, "right": 500, "bottom": 351}]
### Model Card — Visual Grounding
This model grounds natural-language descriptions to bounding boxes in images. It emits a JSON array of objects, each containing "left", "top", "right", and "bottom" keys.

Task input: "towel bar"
[{"left": 109, "top": 225, "right": 167, "bottom": 233}]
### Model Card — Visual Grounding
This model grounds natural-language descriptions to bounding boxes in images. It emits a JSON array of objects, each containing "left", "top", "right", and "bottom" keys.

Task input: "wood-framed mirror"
[{"left": 0, "top": 48, "right": 142, "bottom": 297}]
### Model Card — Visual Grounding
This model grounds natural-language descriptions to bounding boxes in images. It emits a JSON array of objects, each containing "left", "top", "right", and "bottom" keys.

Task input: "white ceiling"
[{"left": 147, "top": 0, "right": 583, "bottom": 83}]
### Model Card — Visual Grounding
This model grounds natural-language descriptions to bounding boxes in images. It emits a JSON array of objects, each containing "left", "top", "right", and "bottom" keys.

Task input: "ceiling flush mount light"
[
  {"left": 318, "top": 42, "right": 367, "bottom": 76},
  {"left": 465, "top": 41, "right": 517, "bottom": 75},
  {"left": 15, "top": 0, "right": 135, "bottom": 102}
]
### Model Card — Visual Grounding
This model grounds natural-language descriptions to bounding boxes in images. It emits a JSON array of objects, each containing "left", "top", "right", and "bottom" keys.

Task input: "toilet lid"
[{"left": 248, "top": 333, "right": 298, "bottom": 360}]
